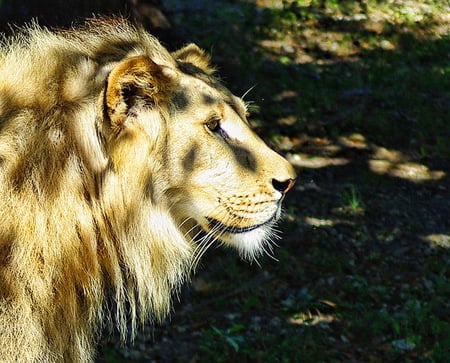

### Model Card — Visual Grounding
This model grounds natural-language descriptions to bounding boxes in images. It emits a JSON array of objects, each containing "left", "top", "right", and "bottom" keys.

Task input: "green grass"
[{"left": 338, "top": 185, "right": 364, "bottom": 214}]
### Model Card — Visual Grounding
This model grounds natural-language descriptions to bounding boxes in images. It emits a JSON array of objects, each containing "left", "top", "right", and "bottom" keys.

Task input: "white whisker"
[
  {"left": 241, "top": 84, "right": 256, "bottom": 100},
  {"left": 179, "top": 216, "right": 194, "bottom": 230}
]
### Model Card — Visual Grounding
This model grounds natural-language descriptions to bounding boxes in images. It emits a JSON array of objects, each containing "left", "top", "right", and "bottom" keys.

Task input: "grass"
[
  {"left": 100, "top": 1, "right": 449, "bottom": 362},
  {"left": 338, "top": 185, "right": 364, "bottom": 215}
]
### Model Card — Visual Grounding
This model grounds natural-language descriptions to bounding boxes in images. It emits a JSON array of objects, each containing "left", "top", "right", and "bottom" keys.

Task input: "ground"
[{"left": 99, "top": 1, "right": 449, "bottom": 362}]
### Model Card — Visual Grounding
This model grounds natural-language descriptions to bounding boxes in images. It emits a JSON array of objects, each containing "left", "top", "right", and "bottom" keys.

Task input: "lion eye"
[{"left": 205, "top": 117, "right": 221, "bottom": 132}]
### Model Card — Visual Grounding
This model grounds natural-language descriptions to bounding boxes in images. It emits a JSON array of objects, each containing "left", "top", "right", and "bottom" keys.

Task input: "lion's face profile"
[
  {"left": 158, "top": 51, "right": 295, "bottom": 259},
  {"left": 105, "top": 46, "right": 296, "bottom": 260},
  {"left": 0, "top": 18, "right": 295, "bottom": 361}
]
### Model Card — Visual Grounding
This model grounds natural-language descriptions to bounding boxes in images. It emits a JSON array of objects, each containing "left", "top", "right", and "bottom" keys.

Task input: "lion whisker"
[
  {"left": 191, "top": 232, "right": 217, "bottom": 271},
  {"left": 241, "top": 84, "right": 256, "bottom": 100}
]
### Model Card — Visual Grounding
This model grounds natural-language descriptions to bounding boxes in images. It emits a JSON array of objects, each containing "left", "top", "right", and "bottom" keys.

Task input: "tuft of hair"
[{"left": 0, "top": 18, "right": 195, "bottom": 362}]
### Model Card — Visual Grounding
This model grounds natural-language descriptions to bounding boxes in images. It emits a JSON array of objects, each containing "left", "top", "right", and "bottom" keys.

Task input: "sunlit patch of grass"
[
  {"left": 287, "top": 153, "right": 350, "bottom": 168},
  {"left": 369, "top": 160, "right": 446, "bottom": 182},
  {"left": 422, "top": 234, "right": 450, "bottom": 248},
  {"left": 369, "top": 146, "right": 446, "bottom": 182},
  {"left": 288, "top": 311, "right": 337, "bottom": 326}
]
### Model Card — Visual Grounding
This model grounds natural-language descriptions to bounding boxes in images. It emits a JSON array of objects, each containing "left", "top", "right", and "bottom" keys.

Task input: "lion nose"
[{"left": 272, "top": 178, "right": 296, "bottom": 195}]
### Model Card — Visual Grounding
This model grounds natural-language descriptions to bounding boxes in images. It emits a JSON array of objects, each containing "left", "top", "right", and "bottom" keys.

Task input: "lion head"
[
  {"left": 0, "top": 18, "right": 295, "bottom": 362},
  {"left": 105, "top": 44, "right": 296, "bottom": 261}
]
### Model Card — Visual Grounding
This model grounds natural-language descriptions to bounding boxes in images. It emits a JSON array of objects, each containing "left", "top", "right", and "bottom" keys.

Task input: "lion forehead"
[{"left": 169, "top": 80, "right": 247, "bottom": 124}]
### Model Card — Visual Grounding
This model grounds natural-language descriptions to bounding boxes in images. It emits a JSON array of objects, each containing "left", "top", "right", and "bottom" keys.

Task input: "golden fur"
[{"left": 0, "top": 18, "right": 295, "bottom": 362}]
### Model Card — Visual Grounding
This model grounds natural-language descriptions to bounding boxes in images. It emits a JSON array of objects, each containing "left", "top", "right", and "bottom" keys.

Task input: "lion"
[{"left": 0, "top": 18, "right": 296, "bottom": 362}]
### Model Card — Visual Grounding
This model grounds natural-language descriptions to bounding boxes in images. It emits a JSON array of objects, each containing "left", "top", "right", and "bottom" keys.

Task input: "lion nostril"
[{"left": 272, "top": 178, "right": 296, "bottom": 194}]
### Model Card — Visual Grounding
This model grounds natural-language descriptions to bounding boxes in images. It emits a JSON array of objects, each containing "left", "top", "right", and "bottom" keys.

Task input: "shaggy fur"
[{"left": 0, "top": 18, "right": 295, "bottom": 362}]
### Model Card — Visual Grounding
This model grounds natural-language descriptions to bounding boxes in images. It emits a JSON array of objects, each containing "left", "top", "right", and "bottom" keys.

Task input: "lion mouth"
[{"left": 205, "top": 215, "right": 276, "bottom": 234}]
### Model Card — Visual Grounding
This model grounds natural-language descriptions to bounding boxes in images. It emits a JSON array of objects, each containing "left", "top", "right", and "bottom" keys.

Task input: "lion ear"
[
  {"left": 105, "top": 55, "right": 175, "bottom": 129},
  {"left": 172, "top": 44, "right": 215, "bottom": 75}
]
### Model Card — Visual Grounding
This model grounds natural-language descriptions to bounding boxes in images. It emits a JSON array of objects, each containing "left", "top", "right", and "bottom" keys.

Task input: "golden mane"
[{"left": 0, "top": 19, "right": 193, "bottom": 361}]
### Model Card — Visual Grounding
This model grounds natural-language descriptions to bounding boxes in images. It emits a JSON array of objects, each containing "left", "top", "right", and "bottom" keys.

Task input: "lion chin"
[
  {"left": 203, "top": 213, "right": 280, "bottom": 258},
  {"left": 0, "top": 17, "right": 295, "bottom": 362}
]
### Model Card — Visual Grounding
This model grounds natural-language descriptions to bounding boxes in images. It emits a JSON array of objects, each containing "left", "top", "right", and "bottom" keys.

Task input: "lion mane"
[{"left": 0, "top": 18, "right": 295, "bottom": 362}]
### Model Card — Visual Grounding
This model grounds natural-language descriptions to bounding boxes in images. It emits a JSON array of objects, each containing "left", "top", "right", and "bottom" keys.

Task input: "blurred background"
[{"left": 1, "top": 1, "right": 449, "bottom": 362}]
